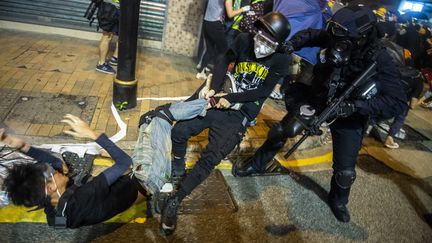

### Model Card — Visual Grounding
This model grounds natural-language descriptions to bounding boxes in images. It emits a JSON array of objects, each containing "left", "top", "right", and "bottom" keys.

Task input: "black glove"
[
  {"left": 336, "top": 101, "right": 356, "bottom": 118},
  {"left": 280, "top": 41, "right": 294, "bottom": 54}
]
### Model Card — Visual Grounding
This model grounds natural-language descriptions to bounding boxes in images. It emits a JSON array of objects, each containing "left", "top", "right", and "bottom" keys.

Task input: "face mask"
[{"left": 253, "top": 31, "right": 278, "bottom": 59}]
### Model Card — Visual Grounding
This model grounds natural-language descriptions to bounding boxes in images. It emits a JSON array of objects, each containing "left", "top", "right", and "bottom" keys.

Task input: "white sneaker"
[
  {"left": 384, "top": 136, "right": 399, "bottom": 149},
  {"left": 198, "top": 74, "right": 213, "bottom": 99},
  {"left": 196, "top": 67, "right": 210, "bottom": 80},
  {"left": 421, "top": 101, "right": 432, "bottom": 108}
]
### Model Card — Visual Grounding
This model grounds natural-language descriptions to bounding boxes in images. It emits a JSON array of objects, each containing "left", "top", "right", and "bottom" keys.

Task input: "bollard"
[{"left": 113, "top": 0, "right": 140, "bottom": 110}]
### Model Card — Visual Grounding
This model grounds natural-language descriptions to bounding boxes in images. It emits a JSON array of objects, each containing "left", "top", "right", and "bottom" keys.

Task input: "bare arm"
[{"left": 225, "top": 0, "right": 249, "bottom": 19}]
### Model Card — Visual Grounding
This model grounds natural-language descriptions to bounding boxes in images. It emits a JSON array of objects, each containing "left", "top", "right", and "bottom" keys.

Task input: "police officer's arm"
[
  {"left": 223, "top": 54, "right": 290, "bottom": 103},
  {"left": 288, "top": 28, "right": 332, "bottom": 51},
  {"left": 353, "top": 52, "right": 408, "bottom": 118},
  {"left": 62, "top": 114, "right": 132, "bottom": 186}
]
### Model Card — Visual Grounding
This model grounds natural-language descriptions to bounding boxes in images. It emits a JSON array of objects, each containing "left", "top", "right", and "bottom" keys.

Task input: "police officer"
[
  {"left": 160, "top": 12, "right": 291, "bottom": 235},
  {"left": 234, "top": 6, "right": 407, "bottom": 222}
]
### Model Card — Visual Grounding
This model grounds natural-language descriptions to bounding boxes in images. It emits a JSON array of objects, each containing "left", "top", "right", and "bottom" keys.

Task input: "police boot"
[
  {"left": 328, "top": 196, "right": 351, "bottom": 222},
  {"left": 232, "top": 157, "right": 260, "bottom": 177},
  {"left": 328, "top": 170, "right": 356, "bottom": 222}
]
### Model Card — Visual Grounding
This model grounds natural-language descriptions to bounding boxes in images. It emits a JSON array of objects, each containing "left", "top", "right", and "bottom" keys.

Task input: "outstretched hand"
[
  {"left": 61, "top": 114, "right": 101, "bottom": 140},
  {"left": 0, "top": 128, "right": 30, "bottom": 152}
]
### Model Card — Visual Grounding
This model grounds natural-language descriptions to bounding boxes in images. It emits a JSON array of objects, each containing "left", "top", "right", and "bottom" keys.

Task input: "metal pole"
[{"left": 113, "top": 0, "right": 140, "bottom": 110}]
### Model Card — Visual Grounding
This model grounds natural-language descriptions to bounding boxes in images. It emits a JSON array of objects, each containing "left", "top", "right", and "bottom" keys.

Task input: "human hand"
[
  {"left": 61, "top": 114, "right": 101, "bottom": 140},
  {"left": 0, "top": 128, "right": 29, "bottom": 152},
  {"left": 206, "top": 89, "right": 215, "bottom": 99},
  {"left": 216, "top": 97, "right": 232, "bottom": 109},
  {"left": 242, "top": 5, "right": 251, "bottom": 12}
]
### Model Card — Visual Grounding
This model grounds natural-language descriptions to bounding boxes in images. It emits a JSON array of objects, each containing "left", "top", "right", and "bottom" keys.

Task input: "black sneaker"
[
  {"left": 96, "top": 63, "right": 115, "bottom": 74},
  {"left": 109, "top": 56, "right": 118, "bottom": 66},
  {"left": 160, "top": 196, "right": 180, "bottom": 236}
]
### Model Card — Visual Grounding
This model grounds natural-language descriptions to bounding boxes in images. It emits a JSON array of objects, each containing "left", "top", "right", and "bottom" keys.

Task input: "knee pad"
[{"left": 335, "top": 170, "right": 356, "bottom": 189}]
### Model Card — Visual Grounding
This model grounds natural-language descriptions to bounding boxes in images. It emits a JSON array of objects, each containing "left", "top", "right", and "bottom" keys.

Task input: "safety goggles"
[
  {"left": 253, "top": 31, "right": 279, "bottom": 51},
  {"left": 42, "top": 164, "right": 61, "bottom": 199},
  {"left": 326, "top": 20, "right": 350, "bottom": 37}
]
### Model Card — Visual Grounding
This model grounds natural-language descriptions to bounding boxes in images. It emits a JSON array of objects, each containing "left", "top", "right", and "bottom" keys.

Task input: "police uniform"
[{"left": 236, "top": 6, "right": 407, "bottom": 222}]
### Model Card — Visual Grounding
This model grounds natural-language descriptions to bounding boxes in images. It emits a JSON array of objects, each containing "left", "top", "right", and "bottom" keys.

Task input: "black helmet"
[
  {"left": 255, "top": 12, "right": 291, "bottom": 43},
  {"left": 327, "top": 6, "right": 377, "bottom": 39}
]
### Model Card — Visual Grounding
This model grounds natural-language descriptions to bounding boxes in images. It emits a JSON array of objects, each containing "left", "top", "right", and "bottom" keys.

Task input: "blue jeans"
[{"left": 132, "top": 99, "right": 209, "bottom": 194}]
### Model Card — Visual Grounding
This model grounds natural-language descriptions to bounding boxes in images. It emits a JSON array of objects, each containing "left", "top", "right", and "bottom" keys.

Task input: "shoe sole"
[
  {"left": 160, "top": 223, "right": 175, "bottom": 236},
  {"left": 385, "top": 144, "right": 399, "bottom": 149},
  {"left": 95, "top": 68, "right": 115, "bottom": 75},
  {"left": 109, "top": 62, "right": 118, "bottom": 66}
]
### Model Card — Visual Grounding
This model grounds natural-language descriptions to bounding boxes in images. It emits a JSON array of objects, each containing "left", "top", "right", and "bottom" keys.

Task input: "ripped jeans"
[{"left": 131, "top": 99, "right": 209, "bottom": 194}]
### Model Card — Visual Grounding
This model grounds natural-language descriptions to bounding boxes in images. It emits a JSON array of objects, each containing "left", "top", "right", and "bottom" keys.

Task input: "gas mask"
[
  {"left": 328, "top": 38, "right": 353, "bottom": 67},
  {"left": 253, "top": 31, "right": 278, "bottom": 59}
]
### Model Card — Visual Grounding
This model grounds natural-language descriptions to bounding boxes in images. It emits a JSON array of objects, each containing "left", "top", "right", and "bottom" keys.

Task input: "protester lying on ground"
[{"left": 1, "top": 114, "right": 147, "bottom": 228}]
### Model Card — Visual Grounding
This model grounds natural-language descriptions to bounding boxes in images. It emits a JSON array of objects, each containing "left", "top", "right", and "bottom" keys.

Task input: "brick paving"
[{"left": 0, "top": 29, "right": 332, "bottom": 168}]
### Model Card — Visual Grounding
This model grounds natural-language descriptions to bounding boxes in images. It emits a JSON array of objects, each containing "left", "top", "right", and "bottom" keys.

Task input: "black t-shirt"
[
  {"left": 211, "top": 33, "right": 291, "bottom": 120},
  {"left": 45, "top": 174, "right": 138, "bottom": 228}
]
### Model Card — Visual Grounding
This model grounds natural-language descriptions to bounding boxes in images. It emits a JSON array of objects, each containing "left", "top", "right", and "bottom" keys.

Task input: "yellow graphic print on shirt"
[{"left": 233, "top": 61, "right": 269, "bottom": 92}]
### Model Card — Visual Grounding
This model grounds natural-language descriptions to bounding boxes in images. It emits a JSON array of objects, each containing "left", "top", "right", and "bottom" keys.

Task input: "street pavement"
[{"left": 0, "top": 29, "right": 431, "bottom": 242}]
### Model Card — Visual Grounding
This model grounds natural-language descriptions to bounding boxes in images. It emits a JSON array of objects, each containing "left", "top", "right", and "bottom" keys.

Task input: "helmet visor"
[{"left": 254, "top": 31, "right": 279, "bottom": 50}]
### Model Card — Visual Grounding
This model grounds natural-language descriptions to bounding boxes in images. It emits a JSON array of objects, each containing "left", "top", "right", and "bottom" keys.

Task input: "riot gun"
[
  {"left": 84, "top": 0, "right": 103, "bottom": 26},
  {"left": 283, "top": 61, "right": 378, "bottom": 159}
]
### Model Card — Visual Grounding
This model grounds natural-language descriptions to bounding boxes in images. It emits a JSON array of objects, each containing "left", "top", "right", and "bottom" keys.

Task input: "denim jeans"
[{"left": 132, "top": 99, "right": 209, "bottom": 194}]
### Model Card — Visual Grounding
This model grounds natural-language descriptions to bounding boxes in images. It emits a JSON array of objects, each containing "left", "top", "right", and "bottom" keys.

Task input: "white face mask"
[{"left": 253, "top": 31, "right": 278, "bottom": 59}]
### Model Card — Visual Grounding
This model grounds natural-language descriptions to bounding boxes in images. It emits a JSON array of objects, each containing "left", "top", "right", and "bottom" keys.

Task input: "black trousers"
[
  {"left": 249, "top": 99, "right": 366, "bottom": 206},
  {"left": 172, "top": 109, "right": 247, "bottom": 198},
  {"left": 201, "top": 20, "right": 228, "bottom": 71}
]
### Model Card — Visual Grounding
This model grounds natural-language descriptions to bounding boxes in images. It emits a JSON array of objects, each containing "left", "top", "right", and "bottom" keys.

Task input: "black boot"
[
  {"left": 233, "top": 162, "right": 260, "bottom": 177},
  {"left": 328, "top": 196, "right": 350, "bottom": 222},
  {"left": 160, "top": 195, "right": 180, "bottom": 236}
]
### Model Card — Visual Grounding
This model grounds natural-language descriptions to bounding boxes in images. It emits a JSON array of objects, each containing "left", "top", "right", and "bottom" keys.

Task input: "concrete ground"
[{"left": 0, "top": 29, "right": 431, "bottom": 242}]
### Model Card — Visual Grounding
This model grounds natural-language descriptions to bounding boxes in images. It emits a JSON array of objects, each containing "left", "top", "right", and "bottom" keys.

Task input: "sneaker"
[
  {"left": 109, "top": 56, "right": 118, "bottom": 66},
  {"left": 421, "top": 101, "right": 432, "bottom": 108},
  {"left": 384, "top": 136, "right": 399, "bottom": 149},
  {"left": 248, "top": 118, "right": 257, "bottom": 127},
  {"left": 160, "top": 196, "right": 180, "bottom": 236},
  {"left": 96, "top": 63, "right": 116, "bottom": 74},
  {"left": 198, "top": 74, "right": 213, "bottom": 99},
  {"left": 196, "top": 67, "right": 210, "bottom": 80},
  {"left": 270, "top": 90, "right": 284, "bottom": 100}
]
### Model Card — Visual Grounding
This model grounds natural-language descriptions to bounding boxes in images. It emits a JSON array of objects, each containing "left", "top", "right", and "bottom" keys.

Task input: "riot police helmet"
[{"left": 327, "top": 5, "right": 377, "bottom": 40}]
